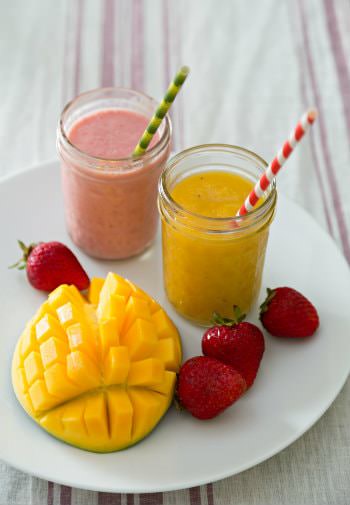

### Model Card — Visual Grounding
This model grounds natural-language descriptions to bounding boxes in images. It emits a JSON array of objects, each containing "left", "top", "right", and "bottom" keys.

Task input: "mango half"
[{"left": 12, "top": 273, "right": 182, "bottom": 452}]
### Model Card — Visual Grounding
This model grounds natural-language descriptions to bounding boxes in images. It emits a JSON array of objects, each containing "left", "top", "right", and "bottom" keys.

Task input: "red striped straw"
[{"left": 236, "top": 109, "right": 318, "bottom": 216}]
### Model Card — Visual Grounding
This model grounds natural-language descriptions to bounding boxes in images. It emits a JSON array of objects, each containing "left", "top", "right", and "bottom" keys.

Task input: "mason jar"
[
  {"left": 158, "top": 144, "right": 277, "bottom": 326},
  {"left": 57, "top": 88, "right": 171, "bottom": 260}
]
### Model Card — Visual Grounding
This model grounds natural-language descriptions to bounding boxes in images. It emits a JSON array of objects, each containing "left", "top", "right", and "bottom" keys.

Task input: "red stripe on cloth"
[
  {"left": 127, "top": 495, "right": 134, "bottom": 505},
  {"left": 61, "top": 4, "right": 71, "bottom": 105},
  {"left": 163, "top": 0, "right": 176, "bottom": 151},
  {"left": 294, "top": 122, "right": 304, "bottom": 141},
  {"left": 164, "top": 0, "right": 178, "bottom": 151},
  {"left": 140, "top": 493, "right": 163, "bottom": 505},
  {"left": 98, "top": 492, "right": 122, "bottom": 505},
  {"left": 101, "top": 0, "right": 115, "bottom": 87},
  {"left": 163, "top": 0, "right": 171, "bottom": 91},
  {"left": 60, "top": 485, "right": 72, "bottom": 505},
  {"left": 206, "top": 483, "right": 214, "bottom": 505},
  {"left": 189, "top": 486, "right": 202, "bottom": 505},
  {"left": 270, "top": 158, "right": 281, "bottom": 174},
  {"left": 323, "top": 0, "right": 350, "bottom": 142},
  {"left": 282, "top": 141, "right": 293, "bottom": 158},
  {"left": 73, "top": 0, "right": 84, "bottom": 97},
  {"left": 249, "top": 191, "right": 259, "bottom": 207},
  {"left": 289, "top": 2, "right": 334, "bottom": 235},
  {"left": 298, "top": 0, "right": 350, "bottom": 262},
  {"left": 131, "top": 0, "right": 144, "bottom": 90},
  {"left": 260, "top": 173, "right": 270, "bottom": 190},
  {"left": 175, "top": 7, "right": 185, "bottom": 150},
  {"left": 47, "top": 482, "right": 54, "bottom": 505}
]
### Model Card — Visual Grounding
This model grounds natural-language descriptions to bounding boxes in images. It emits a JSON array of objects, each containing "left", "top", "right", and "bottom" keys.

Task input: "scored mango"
[{"left": 12, "top": 275, "right": 182, "bottom": 453}]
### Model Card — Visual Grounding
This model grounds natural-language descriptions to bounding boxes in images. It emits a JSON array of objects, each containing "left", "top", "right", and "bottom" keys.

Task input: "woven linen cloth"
[{"left": 0, "top": 0, "right": 349, "bottom": 504}]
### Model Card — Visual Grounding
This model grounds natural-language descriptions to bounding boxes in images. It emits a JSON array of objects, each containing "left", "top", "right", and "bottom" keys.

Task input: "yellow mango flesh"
[{"left": 12, "top": 276, "right": 182, "bottom": 452}]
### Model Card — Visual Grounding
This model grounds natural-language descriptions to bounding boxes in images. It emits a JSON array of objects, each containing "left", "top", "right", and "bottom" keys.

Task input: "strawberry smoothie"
[
  {"left": 68, "top": 109, "right": 159, "bottom": 160},
  {"left": 57, "top": 88, "right": 171, "bottom": 259}
]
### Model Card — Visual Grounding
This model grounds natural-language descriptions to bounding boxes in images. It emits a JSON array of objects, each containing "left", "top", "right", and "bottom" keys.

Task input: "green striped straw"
[{"left": 132, "top": 65, "right": 190, "bottom": 156}]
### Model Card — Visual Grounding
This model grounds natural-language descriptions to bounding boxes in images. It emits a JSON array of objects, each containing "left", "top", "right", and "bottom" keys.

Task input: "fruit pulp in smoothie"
[
  {"left": 62, "top": 109, "right": 165, "bottom": 260},
  {"left": 69, "top": 109, "right": 158, "bottom": 159},
  {"left": 162, "top": 171, "right": 271, "bottom": 325}
]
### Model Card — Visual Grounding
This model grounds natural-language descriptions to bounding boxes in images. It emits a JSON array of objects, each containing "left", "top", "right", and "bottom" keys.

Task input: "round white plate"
[{"left": 1, "top": 161, "right": 350, "bottom": 493}]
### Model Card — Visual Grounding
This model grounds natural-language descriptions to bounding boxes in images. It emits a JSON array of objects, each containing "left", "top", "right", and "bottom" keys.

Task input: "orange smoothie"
[{"left": 159, "top": 147, "right": 276, "bottom": 326}]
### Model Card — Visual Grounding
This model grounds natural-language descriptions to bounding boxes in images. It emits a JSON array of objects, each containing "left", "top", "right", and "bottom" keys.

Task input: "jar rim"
[
  {"left": 159, "top": 143, "right": 277, "bottom": 228},
  {"left": 58, "top": 87, "right": 172, "bottom": 166}
]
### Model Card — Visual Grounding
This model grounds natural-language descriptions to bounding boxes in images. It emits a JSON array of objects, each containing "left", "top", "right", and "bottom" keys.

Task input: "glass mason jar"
[
  {"left": 158, "top": 144, "right": 277, "bottom": 326},
  {"left": 57, "top": 88, "right": 171, "bottom": 260}
]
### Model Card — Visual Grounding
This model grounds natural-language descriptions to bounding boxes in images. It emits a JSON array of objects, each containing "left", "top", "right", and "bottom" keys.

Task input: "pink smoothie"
[
  {"left": 69, "top": 109, "right": 158, "bottom": 159},
  {"left": 60, "top": 108, "right": 170, "bottom": 259}
]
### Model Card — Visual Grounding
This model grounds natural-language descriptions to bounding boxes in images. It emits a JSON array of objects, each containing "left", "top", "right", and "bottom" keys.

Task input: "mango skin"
[{"left": 12, "top": 274, "right": 182, "bottom": 452}]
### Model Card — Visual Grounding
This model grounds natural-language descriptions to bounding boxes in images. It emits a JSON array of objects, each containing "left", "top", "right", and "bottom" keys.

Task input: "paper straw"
[
  {"left": 237, "top": 109, "right": 318, "bottom": 216},
  {"left": 132, "top": 66, "right": 190, "bottom": 156}
]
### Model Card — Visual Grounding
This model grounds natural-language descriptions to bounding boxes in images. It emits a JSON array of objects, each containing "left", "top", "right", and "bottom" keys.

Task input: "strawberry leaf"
[
  {"left": 212, "top": 306, "right": 246, "bottom": 327},
  {"left": 259, "top": 288, "right": 276, "bottom": 315},
  {"left": 9, "top": 240, "right": 37, "bottom": 270}
]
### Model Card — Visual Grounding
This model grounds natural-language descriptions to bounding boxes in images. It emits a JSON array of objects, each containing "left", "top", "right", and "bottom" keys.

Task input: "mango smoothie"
[{"left": 158, "top": 145, "right": 276, "bottom": 326}]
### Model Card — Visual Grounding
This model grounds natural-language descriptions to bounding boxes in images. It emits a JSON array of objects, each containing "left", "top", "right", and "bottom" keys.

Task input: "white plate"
[{"left": 1, "top": 161, "right": 350, "bottom": 493}]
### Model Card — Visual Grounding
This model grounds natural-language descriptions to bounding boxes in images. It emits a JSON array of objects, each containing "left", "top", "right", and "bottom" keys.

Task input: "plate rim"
[{"left": 1, "top": 160, "right": 350, "bottom": 493}]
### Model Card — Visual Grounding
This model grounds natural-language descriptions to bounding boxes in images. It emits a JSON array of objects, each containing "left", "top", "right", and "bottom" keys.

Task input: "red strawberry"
[
  {"left": 11, "top": 240, "right": 90, "bottom": 292},
  {"left": 177, "top": 356, "right": 246, "bottom": 420},
  {"left": 260, "top": 287, "right": 319, "bottom": 338},
  {"left": 202, "top": 307, "right": 265, "bottom": 388}
]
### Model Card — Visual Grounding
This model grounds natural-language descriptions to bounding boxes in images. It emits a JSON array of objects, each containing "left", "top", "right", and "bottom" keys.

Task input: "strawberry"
[
  {"left": 260, "top": 287, "right": 319, "bottom": 338},
  {"left": 176, "top": 356, "right": 246, "bottom": 420},
  {"left": 202, "top": 307, "right": 265, "bottom": 388},
  {"left": 11, "top": 240, "right": 90, "bottom": 292}
]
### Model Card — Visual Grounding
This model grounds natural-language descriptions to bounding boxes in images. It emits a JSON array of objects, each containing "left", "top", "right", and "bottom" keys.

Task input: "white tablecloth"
[{"left": 1, "top": 0, "right": 349, "bottom": 503}]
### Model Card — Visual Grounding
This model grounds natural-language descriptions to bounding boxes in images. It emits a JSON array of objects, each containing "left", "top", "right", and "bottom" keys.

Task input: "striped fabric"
[{"left": 0, "top": 0, "right": 349, "bottom": 504}]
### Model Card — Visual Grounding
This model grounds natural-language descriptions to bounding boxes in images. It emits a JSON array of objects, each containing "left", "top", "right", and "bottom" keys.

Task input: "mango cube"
[
  {"left": 67, "top": 351, "right": 100, "bottom": 389},
  {"left": 35, "top": 314, "right": 66, "bottom": 344},
  {"left": 153, "top": 338, "right": 178, "bottom": 371},
  {"left": 104, "top": 346, "right": 129, "bottom": 385},
  {"left": 56, "top": 302, "right": 83, "bottom": 330},
  {"left": 107, "top": 389, "right": 133, "bottom": 446},
  {"left": 128, "top": 359, "right": 164, "bottom": 386},
  {"left": 48, "top": 285, "right": 84, "bottom": 311},
  {"left": 40, "top": 337, "right": 69, "bottom": 368},
  {"left": 97, "top": 293, "right": 126, "bottom": 330},
  {"left": 62, "top": 399, "right": 86, "bottom": 436},
  {"left": 20, "top": 326, "right": 37, "bottom": 359},
  {"left": 99, "top": 318, "right": 119, "bottom": 356},
  {"left": 29, "top": 379, "right": 58, "bottom": 412},
  {"left": 24, "top": 351, "right": 43, "bottom": 386},
  {"left": 129, "top": 390, "right": 169, "bottom": 443},
  {"left": 16, "top": 368, "right": 28, "bottom": 394},
  {"left": 87, "top": 277, "right": 105, "bottom": 305},
  {"left": 122, "top": 296, "right": 151, "bottom": 334},
  {"left": 122, "top": 318, "right": 157, "bottom": 360},
  {"left": 66, "top": 322, "right": 98, "bottom": 363},
  {"left": 84, "top": 393, "right": 108, "bottom": 440},
  {"left": 44, "top": 363, "right": 82, "bottom": 398}
]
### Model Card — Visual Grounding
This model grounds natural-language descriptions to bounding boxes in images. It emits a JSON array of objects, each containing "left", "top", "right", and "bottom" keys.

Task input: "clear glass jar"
[
  {"left": 158, "top": 144, "right": 277, "bottom": 326},
  {"left": 57, "top": 88, "right": 171, "bottom": 259}
]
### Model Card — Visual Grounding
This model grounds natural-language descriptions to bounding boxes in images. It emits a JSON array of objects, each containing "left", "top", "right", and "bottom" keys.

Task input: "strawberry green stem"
[
  {"left": 212, "top": 305, "right": 246, "bottom": 327},
  {"left": 259, "top": 288, "right": 276, "bottom": 315},
  {"left": 9, "top": 240, "right": 37, "bottom": 270}
]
